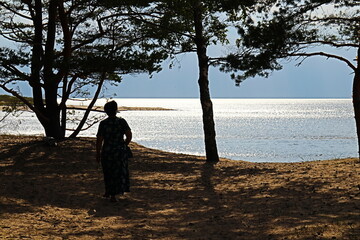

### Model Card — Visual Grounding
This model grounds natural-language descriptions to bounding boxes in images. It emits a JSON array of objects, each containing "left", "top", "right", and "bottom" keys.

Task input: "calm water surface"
[{"left": 1, "top": 98, "right": 356, "bottom": 162}]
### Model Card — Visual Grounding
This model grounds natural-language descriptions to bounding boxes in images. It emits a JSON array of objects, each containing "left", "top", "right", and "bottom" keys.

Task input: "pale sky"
[
  {"left": 0, "top": 34, "right": 356, "bottom": 99},
  {"left": 0, "top": 2, "right": 356, "bottom": 99},
  {"left": 114, "top": 48, "right": 355, "bottom": 99},
  {"left": 0, "top": 48, "right": 355, "bottom": 99}
]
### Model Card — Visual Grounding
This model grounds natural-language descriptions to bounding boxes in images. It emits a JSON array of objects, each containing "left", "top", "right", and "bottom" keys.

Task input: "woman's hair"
[{"left": 104, "top": 100, "right": 118, "bottom": 116}]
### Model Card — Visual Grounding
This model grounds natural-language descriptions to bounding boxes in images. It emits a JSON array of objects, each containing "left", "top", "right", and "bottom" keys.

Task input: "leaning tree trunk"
[
  {"left": 69, "top": 72, "right": 106, "bottom": 138},
  {"left": 193, "top": 1, "right": 219, "bottom": 162},
  {"left": 352, "top": 46, "right": 360, "bottom": 160}
]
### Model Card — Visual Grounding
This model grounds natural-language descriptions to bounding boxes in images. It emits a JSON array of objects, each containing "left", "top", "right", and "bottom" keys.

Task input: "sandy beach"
[{"left": 0, "top": 135, "right": 359, "bottom": 239}]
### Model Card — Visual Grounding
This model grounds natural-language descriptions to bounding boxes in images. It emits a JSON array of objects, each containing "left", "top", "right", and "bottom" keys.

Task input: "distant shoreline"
[
  {"left": 0, "top": 105, "right": 173, "bottom": 112},
  {"left": 66, "top": 105, "right": 173, "bottom": 112}
]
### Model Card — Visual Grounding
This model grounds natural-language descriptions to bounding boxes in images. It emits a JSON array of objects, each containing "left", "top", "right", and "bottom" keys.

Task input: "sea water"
[{"left": 0, "top": 98, "right": 356, "bottom": 163}]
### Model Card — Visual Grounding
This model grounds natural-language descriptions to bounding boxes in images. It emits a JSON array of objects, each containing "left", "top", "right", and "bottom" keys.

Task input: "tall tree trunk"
[
  {"left": 31, "top": 0, "right": 47, "bottom": 126},
  {"left": 193, "top": 1, "right": 219, "bottom": 162},
  {"left": 43, "top": 0, "right": 63, "bottom": 139},
  {"left": 352, "top": 46, "right": 360, "bottom": 160}
]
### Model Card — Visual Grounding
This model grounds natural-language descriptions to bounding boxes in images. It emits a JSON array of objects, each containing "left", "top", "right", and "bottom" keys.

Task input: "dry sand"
[{"left": 0, "top": 135, "right": 359, "bottom": 239}]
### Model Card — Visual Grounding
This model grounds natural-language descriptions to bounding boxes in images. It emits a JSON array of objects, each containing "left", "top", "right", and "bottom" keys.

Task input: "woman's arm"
[
  {"left": 96, "top": 136, "right": 104, "bottom": 163},
  {"left": 125, "top": 130, "right": 132, "bottom": 146}
]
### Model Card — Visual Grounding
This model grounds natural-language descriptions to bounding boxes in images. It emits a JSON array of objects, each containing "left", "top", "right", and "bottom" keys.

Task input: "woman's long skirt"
[{"left": 101, "top": 148, "right": 130, "bottom": 195}]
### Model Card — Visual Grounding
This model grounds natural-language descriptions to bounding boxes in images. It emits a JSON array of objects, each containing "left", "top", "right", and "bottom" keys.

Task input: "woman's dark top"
[{"left": 97, "top": 117, "right": 131, "bottom": 152}]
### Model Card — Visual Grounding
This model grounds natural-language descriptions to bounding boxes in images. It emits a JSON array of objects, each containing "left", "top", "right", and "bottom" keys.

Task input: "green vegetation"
[{"left": 0, "top": 95, "right": 33, "bottom": 107}]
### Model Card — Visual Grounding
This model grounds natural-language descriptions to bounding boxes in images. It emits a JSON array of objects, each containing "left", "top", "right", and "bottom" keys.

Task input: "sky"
[
  {"left": 0, "top": 1, "right": 357, "bottom": 99},
  {"left": 109, "top": 7, "right": 356, "bottom": 99},
  {"left": 0, "top": 31, "right": 356, "bottom": 99},
  {"left": 0, "top": 46, "right": 355, "bottom": 99},
  {"left": 113, "top": 48, "right": 355, "bottom": 99}
]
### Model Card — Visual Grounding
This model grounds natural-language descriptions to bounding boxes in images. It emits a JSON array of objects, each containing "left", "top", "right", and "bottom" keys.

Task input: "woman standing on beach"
[{"left": 96, "top": 101, "right": 132, "bottom": 202}]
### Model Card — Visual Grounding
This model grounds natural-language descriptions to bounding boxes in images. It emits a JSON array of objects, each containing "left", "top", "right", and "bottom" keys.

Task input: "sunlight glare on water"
[{"left": 0, "top": 98, "right": 356, "bottom": 162}]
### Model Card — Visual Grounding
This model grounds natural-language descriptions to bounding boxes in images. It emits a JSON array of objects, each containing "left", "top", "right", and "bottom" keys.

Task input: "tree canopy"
[
  {"left": 0, "top": 0, "right": 168, "bottom": 138},
  {"left": 225, "top": 0, "right": 359, "bottom": 84}
]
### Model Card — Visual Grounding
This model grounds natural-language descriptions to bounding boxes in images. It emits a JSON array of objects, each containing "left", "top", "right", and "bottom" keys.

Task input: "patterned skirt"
[{"left": 101, "top": 148, "right": 130, "bottom": 195}]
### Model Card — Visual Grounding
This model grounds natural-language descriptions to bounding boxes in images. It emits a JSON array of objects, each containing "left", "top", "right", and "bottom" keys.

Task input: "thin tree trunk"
[
  {"left": 352, "top": 46, "right": 360, "bottom": 160},
  {"left": 69, "top": 72, "right": 106, "bottom": 138},
  {"left": 193, "top": 1, "right": 219, "bottom": 162},
  {"left": 61, "top": 75, "right": 67, "bottom": 136},
  {"left": 58, "top": 0, "right": 72, "bottom": 137}
]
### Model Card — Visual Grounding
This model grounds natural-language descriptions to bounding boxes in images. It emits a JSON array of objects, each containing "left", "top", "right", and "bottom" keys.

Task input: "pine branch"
[
  {"left": 297, "top": 41, "right": 358, "bottom": 48},
  {"left": 289, "top": 51, "right": 356, "bottom": 71}
]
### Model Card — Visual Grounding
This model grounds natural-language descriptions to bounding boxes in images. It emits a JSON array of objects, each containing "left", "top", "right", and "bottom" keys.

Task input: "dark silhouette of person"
[{"left": 96, "top": 100, "right": 132, "bottom": 202}]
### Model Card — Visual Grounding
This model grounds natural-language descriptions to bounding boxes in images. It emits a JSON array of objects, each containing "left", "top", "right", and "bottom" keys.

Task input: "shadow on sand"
[{"left": 1, "top": 135, "right": 359, "bottom": 239}]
